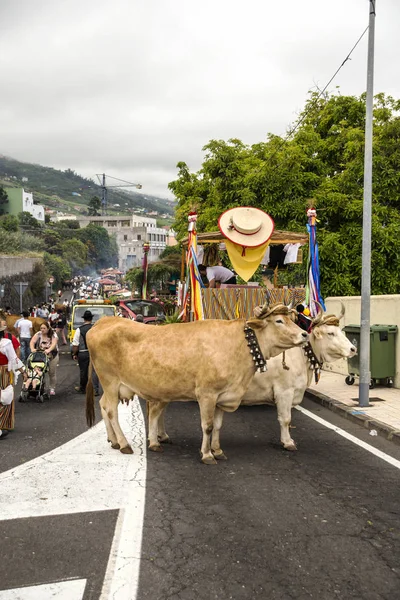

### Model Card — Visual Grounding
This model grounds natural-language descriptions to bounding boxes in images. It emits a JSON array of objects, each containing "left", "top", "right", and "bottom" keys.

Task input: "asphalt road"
[{"left": 1, "top": 352, "right": 400, "bottom": 600}]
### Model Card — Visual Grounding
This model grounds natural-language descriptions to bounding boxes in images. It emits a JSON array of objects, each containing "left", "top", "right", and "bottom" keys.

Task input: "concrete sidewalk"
[{"left": 306, "top": 371, "right": 400, "bottom": 446}]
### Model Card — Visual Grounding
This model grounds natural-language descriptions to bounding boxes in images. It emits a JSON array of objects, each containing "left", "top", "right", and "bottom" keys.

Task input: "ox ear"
[{"left": 246, "top": 318, "right": 266, "bottom": 330}]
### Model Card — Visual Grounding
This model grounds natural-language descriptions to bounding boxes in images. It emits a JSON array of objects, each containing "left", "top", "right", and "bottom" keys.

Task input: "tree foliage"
[
  {"left": 88, "top": 196, "right": 101, "bottom": 216},
  {"left": 169, "top": 92, "right": 400, "bottom": 297},
  {"left": 0, "top": 214, "right": 19, "bottom": 232},
  {"left": 0, "top": 186, "right": 8, "bottom": 215},
  {"left": 77, "top": 223, "right": 118, "bottom": 269},
  {"left": 60, "top": 238, "right": 88, "bottom": 270},
  {"left": 0, "top": 228, "right": 45, "bottom": 254},
  {"left": 43, "top": 252, "right": 72, "bottom": 287},
  {"left": 18, "top": 211, "right": 42, "bottom": 231}
]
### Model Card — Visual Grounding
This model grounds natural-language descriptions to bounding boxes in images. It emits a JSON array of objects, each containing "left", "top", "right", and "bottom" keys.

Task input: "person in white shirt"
[
  {"left": 198, "top": 265, "right": 237, "bottom": 288},
  {"left": 17, "top": 311, "right": 33, "bottom": 362},
  {"left": 49, "top": 308, "right": 59, "bottom": 327}
]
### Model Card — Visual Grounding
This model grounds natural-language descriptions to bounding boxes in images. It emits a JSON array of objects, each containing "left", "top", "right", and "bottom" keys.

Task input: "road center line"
[
  {"left": 295, "top": 405, "right": 400, "bottom": 470},
  {"left": 100, "top": 398, "right": 147, "bottom": 600}
]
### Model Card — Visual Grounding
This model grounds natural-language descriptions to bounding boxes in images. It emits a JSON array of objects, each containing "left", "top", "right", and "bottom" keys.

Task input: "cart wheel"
[
  {"left": 345, "top": 376, "right": 355, "bottom": 386},
  {"left": 42, "top": 392, "right": 50, "bottom": 402},
  {"left": 37, "top": 394, "right": 44, "bottom": 403},
  {"left": 387, "top": 378, "right": 394, "bottom": 388},
  {"left": 369, "top": 379, "right": 376, "bottom": 390}
]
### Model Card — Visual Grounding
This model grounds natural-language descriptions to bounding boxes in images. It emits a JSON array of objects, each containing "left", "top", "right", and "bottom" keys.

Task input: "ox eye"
[
  {"left": 276, "top": 319, "right": 283, "bottom": 324},
  {"left": 328, "top": 332, "right": 335, "bottom": 336}
]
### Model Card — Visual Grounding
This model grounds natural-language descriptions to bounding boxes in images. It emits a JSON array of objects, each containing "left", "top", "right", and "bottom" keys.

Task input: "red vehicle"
[{"left": 115, "top": 298, "right": 166, "bottom": 324}]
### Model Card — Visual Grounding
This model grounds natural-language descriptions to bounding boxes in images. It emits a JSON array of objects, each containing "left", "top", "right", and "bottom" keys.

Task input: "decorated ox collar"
[
  {"left": 244, "top": 326, "right": 267, "bottom": 373},
  {"left": 303, "top": 342, "right": 322, "bottom": 383}
]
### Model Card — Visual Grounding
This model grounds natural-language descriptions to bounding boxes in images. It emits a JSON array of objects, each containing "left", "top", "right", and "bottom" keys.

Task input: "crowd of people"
[{"left": 0, "top": 295, "right": 72, "bottom": 441}]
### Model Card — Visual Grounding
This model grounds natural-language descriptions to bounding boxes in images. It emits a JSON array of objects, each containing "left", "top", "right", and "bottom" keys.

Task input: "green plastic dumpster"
[{"left": 344, "top": 324, "right": 398, "bottom": 388}]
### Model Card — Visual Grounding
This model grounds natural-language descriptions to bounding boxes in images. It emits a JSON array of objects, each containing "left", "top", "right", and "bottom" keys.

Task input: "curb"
[{"left": 305, "top": 388, "right": 400, "bottom": 447}]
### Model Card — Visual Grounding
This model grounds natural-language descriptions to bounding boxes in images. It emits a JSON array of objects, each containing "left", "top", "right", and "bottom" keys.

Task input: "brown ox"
[
  {"left": 85, "top": 304, "right": 308, "bottom": 464},
  {"left": 0, "top": 311, "right": 47, "bottom": 336}
]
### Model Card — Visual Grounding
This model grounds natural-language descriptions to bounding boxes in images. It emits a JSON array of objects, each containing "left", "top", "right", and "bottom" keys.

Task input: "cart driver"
[{"left": 198, "top": 265, "right": 237, "bottom": 288}]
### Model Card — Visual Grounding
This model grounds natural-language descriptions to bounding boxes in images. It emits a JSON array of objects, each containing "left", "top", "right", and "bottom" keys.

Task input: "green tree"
[
  {"left": 78, "top": 224, "right": 118, "bottom": 269},
  {"left": 63, "top": 219, "right": 80, "bottom": 229},
  {"left": 0, "top": 214, "right": 19, "bottom": 232},
  {"left": 18, "top": 211, "right": 42, "bottom": 231},
  {"left": 43, "top": 252, "right": 72, "bottom": 287},
  {"left": 30, "top": 261, "right": 47, "bottom": 298},
  {"left": 88, "top": 196, "right": 101, "bottom": 216},
  {"left": 42, "top": 227, "right": 63, "bottom": 254},
  {"left": 0, "top": 186, "right": 8, "bottom": 216},
  {"left": 60, "top": 238, "right": 88, "bottom": 270},
  {"left": 0, "top": 229, "right": 44, "bottom": 254},
  {"left": 169, "top": 91, "right": 400, "bottom": 297}
]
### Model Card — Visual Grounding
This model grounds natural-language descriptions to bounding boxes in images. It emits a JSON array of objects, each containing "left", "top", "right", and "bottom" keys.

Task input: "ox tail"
[{"left": 86, "top": 357, "right": 95, "bottom": 428}]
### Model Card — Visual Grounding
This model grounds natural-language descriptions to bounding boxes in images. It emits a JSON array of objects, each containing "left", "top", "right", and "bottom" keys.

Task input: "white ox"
[
  {"left": 208, "top": 304, "right": 356, "bottom": 453},
  {"left": 85, "top": 304, "right": 308, "bottom": 464}
]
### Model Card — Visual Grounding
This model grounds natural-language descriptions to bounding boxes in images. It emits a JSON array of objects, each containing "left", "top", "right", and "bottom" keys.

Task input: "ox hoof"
[
  {"left": 283, "top": 442, "right": 297, "bottom": 452},
  {"left": 201, "top": 455, "right": 218, "bottom": 465},
  {"left": 120, "top": 445, "right": 134, "bottom": 454},
  {"left": 149, "top": 444, "right": 164, "bottom": 453},
  {"left": 111, "top": 442, "right": 120, "bottom": 450},
  {"left": 158, "top": 434, "right": 172, "bottom": 444},
  {"left": 212, "top": 450, "right": 228, "bottom": 461}
]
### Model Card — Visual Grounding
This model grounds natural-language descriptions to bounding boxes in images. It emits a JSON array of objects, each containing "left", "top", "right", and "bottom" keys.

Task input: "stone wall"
[
  {"left": 0, "top": 255, "right": 46, "bottom": 312},
  {"left": 0, "top": 256, "right": 42, "bottom": 278}
]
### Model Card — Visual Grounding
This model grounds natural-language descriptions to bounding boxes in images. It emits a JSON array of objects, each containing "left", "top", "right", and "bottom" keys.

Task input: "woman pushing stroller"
[{"left": 30, "top": 322, "right": 59, "bottom": 396}]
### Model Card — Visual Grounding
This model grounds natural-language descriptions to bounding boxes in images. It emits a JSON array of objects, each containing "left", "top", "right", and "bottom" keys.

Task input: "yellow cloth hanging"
[{"left": 225, "top": 239, "right": 270, "bottom": 282}]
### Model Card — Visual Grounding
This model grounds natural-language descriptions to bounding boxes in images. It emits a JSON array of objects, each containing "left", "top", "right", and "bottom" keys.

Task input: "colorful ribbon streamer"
[
  {"left": 180, "top": 212, "right": 204, "bottom": 320},
  {"left": 305, "top": 208, "right": 326, "bottom": 317},
  {"left": 141, "top": 241, "right": 150, "bottom": 299}
]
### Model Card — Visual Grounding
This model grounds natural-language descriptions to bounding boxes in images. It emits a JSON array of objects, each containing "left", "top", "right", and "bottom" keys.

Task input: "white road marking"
[
  {"left": 100, "top": 398, "right": 147, "bottom": 600},
  {"left": 296, "top": 405, "right": 400, "bottom": 470},
  {"left": 0, "top": 400, "right": 146, "bottom": 520},
  {"left": 0, "top": 578, "right": 86, "bottom": 600},
  {"left": 0, "top": 398, "right": 147, "bottom": 600}
]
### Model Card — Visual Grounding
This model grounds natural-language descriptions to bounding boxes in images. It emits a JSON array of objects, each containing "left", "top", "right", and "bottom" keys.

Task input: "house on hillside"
[{"left": 3, "top": 187, "right": 45, "bottom": 222}]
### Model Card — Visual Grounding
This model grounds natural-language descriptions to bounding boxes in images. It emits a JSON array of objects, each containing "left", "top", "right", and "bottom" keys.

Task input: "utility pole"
[
  {"left": 101, "top": 173, "right": 107, "bottom": 216},
  {"left": 359, "top": 0, "right": 376, "bottom": 407},
  {"left": 96, "top": 173, "right": 142, "bottom": 217}
]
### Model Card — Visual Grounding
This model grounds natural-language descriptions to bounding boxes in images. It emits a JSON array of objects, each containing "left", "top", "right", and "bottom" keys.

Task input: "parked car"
[{"left": 115, "top": 298, "right": 166, "bottom": 324}]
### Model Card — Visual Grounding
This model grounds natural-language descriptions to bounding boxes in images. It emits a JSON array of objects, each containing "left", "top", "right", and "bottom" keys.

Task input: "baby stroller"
[{"left": 20, "top": 351, "right": 50, "bottom": 403}]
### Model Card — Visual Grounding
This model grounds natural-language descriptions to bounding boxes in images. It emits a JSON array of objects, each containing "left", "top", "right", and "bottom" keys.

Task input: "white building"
[
  {"left": 77, "top": 214, "right": 167, "bottom": 272},
  {"left": 3, "top": 187, "right": 45, "bottom": 222}
]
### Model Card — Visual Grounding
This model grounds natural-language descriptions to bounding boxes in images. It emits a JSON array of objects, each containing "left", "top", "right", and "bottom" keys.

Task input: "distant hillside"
[{"left": 0, "top": 155, "right": 176, "bottom": 218}]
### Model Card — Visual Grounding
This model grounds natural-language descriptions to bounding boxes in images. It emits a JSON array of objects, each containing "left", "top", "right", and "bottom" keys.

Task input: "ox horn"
[
  {"left": 338, "top": 301, "right": 345, "bottom": 321},
  {"left": 254, "top": 302, "right": 269, "bottom": 318},
  {"left": 312, "top": 301, "right": 324, "bottom": 325}
]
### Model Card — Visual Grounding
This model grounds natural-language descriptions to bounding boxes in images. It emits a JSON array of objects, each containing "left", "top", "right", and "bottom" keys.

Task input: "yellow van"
[{"left": 68, "top": 299, "right": 117, "bottom": 343}]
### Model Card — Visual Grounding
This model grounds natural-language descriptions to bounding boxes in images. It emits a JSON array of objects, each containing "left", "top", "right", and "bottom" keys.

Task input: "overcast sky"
[{"left": 0, "top": 0, "right": 398, "bottom": 199}]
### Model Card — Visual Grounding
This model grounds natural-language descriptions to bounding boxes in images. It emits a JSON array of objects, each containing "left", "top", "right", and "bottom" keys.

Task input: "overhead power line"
[{"left": 266, "top": 25, "right": 370, "bottom": 167}]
